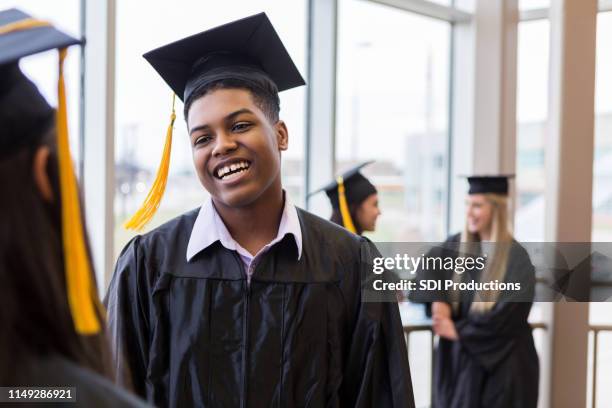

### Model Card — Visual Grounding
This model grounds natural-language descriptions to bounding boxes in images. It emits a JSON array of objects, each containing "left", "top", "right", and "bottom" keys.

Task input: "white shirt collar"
[{"left": 186, "top": 193, "right": 303, "bottom": 262}]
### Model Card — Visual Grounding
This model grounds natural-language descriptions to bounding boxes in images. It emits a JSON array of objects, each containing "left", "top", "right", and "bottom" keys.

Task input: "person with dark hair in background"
[
  {"left": 314, "top": 161, "right": 381, "bottom": 236},
  {"left": 105, "top": 13, "right": 414, "bottom": 408},
  {"left": 0, "top": 8, "right": 148, "bottom": 407}
]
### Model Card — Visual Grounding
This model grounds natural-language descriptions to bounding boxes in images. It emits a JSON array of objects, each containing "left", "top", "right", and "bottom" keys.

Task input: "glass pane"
[
  {"left": 593, "top": 12, "right": 612, "bottom": 242},
  {"left": 515, "top": 19, "right": 549, "bottom": 242},
  {"left": 114, "top": 2, "right": 307, "bottom": 262},
  {"left": 0, "top": 0, "right": 82, "bottom": 168},
  {"left": 426, "top": 0, "right": 452, "bottom": 6},
  {"left": 519, "top": 0, "right": 550, "bottom": 11},
  {"left": 591, "top": 14, "right": 612, "bottom": 405},
  {"left": 336, "top": 0, "right": 451, "bottom": 244}
]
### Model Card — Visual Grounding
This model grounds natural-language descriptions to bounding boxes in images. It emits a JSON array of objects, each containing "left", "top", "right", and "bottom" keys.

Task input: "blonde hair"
[{"left": 456, "top": 193, "right": 513, "bottom": 313}]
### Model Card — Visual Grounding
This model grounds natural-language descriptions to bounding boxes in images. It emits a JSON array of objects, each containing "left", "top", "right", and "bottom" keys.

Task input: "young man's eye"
[
  {"left": 194, "top": 135, "right": 212, "bottom": 146},
  {"left": 232, "top": 122, "right": 252, "bottom": 132}
]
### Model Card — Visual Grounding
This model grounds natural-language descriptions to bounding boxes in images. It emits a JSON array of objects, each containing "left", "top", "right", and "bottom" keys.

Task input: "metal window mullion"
[{"left": 367, "top": 0, "right": 472, "bottom": 23}]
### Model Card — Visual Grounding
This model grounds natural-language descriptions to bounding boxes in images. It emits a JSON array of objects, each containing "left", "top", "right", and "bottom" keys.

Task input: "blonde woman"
[{"left": 429, "top": 176, "right": 538, "bottom": 408}]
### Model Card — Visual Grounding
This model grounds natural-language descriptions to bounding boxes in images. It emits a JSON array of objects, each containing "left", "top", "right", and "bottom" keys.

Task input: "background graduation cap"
[
  {"left": 464, "top": 174, "right": 515, "bottom": 195},
  {"left": 0, "top": 8, "right": 101, "bottom": 335},
  {"left": 309, "top": 161, "right": 377, "bottom": 234},
  {"left": 124, "top": 12, "right": 306, "bottom": 231}
]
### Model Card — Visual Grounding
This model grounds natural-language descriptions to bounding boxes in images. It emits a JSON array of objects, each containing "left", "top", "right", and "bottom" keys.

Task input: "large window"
[
  {"left": 519, "top": 0, "right": 549, "bottom": 10},
  {"left": 590, "top": 11, "right": 612, "bottom": 408},
  {"left": 515, "top": 20, "right": 551, "bottom": 406},
  {"left": 0, "top": 0, "right": 82, "bottom": 165},
  {"left": 113, "top": 1, "right": 307, "bottom": 259},
  {"left": 514, "top": 19, "right": 549, "bottom": 242},
  {"left": 592, "top": 11, "right": 612, "bottom": 242},
  {"left": 336, "top": 1, "right": 451, "bottom": 406},
  {"left": 336, "top": 0, "right": 451, "bottom": 243}
]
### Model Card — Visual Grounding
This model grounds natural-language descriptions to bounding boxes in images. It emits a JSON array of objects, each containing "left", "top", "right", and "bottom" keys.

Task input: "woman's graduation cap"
[
  {"left": 465, "top": 175, "right": 515, "bottom": 195},
  {"left": 0, "top": 8, "right": 101, "bottom": 335},
  {"left": 310, "top": 161, "right": 377, "bottom": 234},
  {"left": 124, "top": 12, "right": 306, "bottom": 231}
]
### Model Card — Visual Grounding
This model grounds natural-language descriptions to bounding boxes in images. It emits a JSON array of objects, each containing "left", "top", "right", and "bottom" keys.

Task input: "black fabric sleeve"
[
  {"left": 103, "top": 236, "right": 150, "bottom": 398},
  {"left": 340, "top": 239, "right": 415, "bottom": 408}
]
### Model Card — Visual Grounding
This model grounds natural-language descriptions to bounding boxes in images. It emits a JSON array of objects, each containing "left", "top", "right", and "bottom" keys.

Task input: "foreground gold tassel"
[
  {"left": 0, "top": 17, "right": 101, "bottom": 335},
  {"left": 124, "top": 94, "right": 176, "bottom": 231},
  {"left": 337, "top": 176, "right": 357, "bottom": 234},
  {"left": 57, "top": 48, "right": 101, "bottom": 335},
  {"left": 0, "top": 17, "right": 50, "bottom": 34}
]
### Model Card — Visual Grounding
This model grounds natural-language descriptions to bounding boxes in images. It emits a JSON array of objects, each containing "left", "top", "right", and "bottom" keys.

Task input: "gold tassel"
[
  {"left": 0, "top": 18, "right": 51, "bottom": 34},
  {"left": 0, "top": 18, "right": 101, "bottom": 335},
  {"left": 124, "top": 94, "right": 176, "bottom": 231},
  {"left": 57, "top": 48, "right": 101, "bottom": 335},
  {"left": 337, "top": 176, "right": 357, "bottom": 234}
]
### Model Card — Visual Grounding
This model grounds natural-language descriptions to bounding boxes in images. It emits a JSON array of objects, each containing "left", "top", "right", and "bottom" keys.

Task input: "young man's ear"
[
  {"left": 32, "top": 145, "right": 54, "bottom": 202},
  {"left": 275, "top": 120, "right": 289, "bottom": 151}
]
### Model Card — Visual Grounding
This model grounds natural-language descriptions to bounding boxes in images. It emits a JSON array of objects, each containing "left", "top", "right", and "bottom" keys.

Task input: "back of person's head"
[
  {"left": 0, "top": 8, "right": 112, "bottom": 384},
  {"left": 0, "top": 125, "right": 113, "bottom": 385}
]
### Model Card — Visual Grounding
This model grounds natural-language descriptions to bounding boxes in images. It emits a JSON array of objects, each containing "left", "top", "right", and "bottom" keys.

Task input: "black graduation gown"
[
  {"left": 104, "top": 208, "right": 414, "bottom": 408},
  {"left": 5, "top": 354, "right": 150, "bottom": 408},
  {"left": 412, "top": 234, "right": 539, "bottom": 408}
]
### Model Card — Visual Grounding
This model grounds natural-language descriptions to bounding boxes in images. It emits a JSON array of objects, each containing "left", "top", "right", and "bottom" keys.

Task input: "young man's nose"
[{"left": 212, "top": 131, "right": 238, "bottom": 156}]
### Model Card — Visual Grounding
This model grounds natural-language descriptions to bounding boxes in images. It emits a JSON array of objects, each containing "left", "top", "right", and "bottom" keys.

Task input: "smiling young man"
[{"left": 105, "top": 13, "right": 414, "bottom": 408}]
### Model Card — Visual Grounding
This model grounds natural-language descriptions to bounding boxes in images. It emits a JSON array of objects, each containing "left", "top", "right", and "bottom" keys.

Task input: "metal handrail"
[
  {"left": 404, "top": 322, "right": 612, "bottom": 408},
  {"left": 589, "top": 325, "right": 612, "bottom": 408},
  {"left": 403, "top": 322, "right": 547, "bottom": 407}
]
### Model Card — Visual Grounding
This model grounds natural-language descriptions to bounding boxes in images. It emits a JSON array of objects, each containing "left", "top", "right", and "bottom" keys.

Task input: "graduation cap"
[
  {"left": 465, "top": 175, "right": 515, "bottom": 195},
  {"left": 310, "top": 161, "right": 377, "bottom": 234},
  {"left": 0, "top": 9, "right": 101, "bottom": 335},
  {"left": 124, "top": 12, "right": 306, "bottom": 231}
]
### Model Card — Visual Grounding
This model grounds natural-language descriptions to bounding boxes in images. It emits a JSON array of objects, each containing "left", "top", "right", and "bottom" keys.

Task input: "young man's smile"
[
  {"left": 213, "top": 158, "right": 251, "bottom": 182},
  {"left": 187, "top": 88, "right": 288, "bottom": 208}
]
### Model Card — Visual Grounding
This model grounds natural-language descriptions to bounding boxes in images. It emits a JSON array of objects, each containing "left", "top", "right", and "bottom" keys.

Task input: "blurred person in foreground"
[{"left": 0, "top": 8, "right": 148, "bottom": 407}]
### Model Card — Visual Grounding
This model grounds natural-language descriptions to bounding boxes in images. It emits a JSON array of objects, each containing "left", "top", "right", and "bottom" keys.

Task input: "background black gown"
[
  {"left": 413, "top": 234, "right": 539, "bottom": 408},
  {"left": 105, "top": 208, "right": 415, "bottom": 408}
]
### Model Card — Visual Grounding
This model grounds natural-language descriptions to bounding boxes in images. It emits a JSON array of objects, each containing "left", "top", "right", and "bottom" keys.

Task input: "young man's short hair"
[{"left": 184, "top": 69, "right": 281, "bottom": 124}]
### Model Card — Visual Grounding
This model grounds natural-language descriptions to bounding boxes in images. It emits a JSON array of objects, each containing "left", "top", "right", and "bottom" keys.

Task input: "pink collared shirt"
[{"left": 186, "top": 194, "right": 303, "bottom": 283}]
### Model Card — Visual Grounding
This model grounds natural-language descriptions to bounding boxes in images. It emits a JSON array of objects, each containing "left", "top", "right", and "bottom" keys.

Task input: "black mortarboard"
[
  {"left": 143, "top": 12, "right": 305, "bottom": 103},
  {"left": 124, "top": 13, "right": 306, "bottom": 231},
  {"left": 0, "top": 9, "right": 101, "bottom": 335},
  {"left": 313, "top": 161, "right": 378, "bottom": 209},
  {"left": 466, "top": 175, "right": 515, "bottom": 195},
  {"left": 308, "top": 161, "right": 377, "bottom": 234},
  {"left": 0, "top": 8, "right": 80, "bottom": 160}
]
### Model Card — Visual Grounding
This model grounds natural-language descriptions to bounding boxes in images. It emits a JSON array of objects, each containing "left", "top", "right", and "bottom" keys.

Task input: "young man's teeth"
[
  {"left": 221, "top": 168, "right": 246, "bottom": 180},
  {"left": 217, "top": 161, "right": 250, "bottom": 179}
]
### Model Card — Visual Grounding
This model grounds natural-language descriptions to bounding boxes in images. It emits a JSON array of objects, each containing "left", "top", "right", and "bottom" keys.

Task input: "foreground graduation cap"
[
  {"left": 124, "top": 12, "right": 306, "bottom": 231},
  {"left": 0, "top": 8, "right": 79, "bottom": 158},
  {"left": 310, "top": 161, "right": 377, "bottom": 233},
  {"left": 0, "top": 8, "right": 101, "bottom": 334},
  {"left": 465, "top": 175, "right": 515, "bottom": 195}
]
